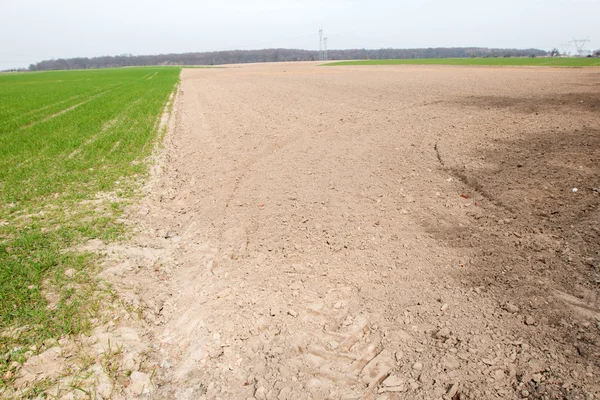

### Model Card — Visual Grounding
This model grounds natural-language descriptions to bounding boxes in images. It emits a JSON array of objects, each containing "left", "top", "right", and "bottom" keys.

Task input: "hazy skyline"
[{"left": 2, "top": 0, "right": 599, "bottom": 69}]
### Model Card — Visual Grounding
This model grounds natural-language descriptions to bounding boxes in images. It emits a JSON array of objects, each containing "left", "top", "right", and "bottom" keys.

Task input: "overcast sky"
[{"left": 1, "top": 0, "right": 599, "bottom": 69}]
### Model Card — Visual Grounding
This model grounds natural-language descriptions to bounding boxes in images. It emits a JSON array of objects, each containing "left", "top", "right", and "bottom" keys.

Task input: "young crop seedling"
[{"left": 0, "top": 67, "right": 180, "bottom": 395}]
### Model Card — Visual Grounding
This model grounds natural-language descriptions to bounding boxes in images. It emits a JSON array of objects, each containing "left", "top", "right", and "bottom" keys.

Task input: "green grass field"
[
  {"left": 325, "top": 57, "right": 600, "bottom": 67},
  {"left": 0, "top": 67, "right": 180, "bottom": 390}
]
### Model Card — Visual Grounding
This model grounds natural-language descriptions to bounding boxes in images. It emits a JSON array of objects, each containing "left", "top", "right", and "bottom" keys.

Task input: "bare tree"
[{"left": 26, "top": 47, "right": 550, "bottom": 71}]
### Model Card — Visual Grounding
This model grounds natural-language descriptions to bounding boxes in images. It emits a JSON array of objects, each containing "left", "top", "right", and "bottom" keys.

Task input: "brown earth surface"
[{"left": 19, "top": 63, "right": 600, "bottom": 399}]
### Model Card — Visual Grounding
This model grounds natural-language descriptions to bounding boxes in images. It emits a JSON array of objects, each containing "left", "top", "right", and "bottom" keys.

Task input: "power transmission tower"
[
  {"left": 318, "top": 28, "right": 324, "bottom": 61},
  {"left": 570, "top": 37, "right": 591, "bottom": 56},
  {"left": 324, "top": 37, "right": 328, "bottom": 61},
  {"left": 559, "top": 42, "right": 571, "bottom": 56}
]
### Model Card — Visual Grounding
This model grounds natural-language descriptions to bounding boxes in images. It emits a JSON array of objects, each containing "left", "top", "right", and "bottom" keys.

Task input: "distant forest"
[{"left": 27, "top": 47, "right": 549, "bottom": 71}]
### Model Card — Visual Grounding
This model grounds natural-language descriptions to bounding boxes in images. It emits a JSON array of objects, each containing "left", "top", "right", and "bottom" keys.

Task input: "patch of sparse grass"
[
  {"left": 101, "top": 338, "right": 123, "bottom": 384},
  {"left": 0, "top": 67, "right": 180, "bottom": 389},
  {"left": 324, "top": 57, "right": 600, "bottom": 67}
]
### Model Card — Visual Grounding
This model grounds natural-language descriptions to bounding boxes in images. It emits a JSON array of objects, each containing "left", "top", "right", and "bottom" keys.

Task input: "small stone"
[
  {"left": 521, "top": 389, "right": 530, "bottom": 397},
  {"left": 576, "top": 344, "right": 589, "bottom": 357},
  {"left": 43, "top": 338, "right": 59, "bottom": 348},
  {"left": 492, "top": 369, "right": 505, "bottom": 380},
  {"left": 64, "top": 269, "right": 75, "bottom": 278},
  {"left": 447, "top": 383, "right": 459, "bottom": 398},
  {"left": 255, "top": 386, "right": 267, "bottom": 400},
  {"left": 504, "top": 303, "right": 519, "bottom": 313},
  {"left": 532, "top": 373, "right": 543, "bottom": 383},
  {"left": 287, "top": 309, "right": 298, "bottom": 317},
  {"left": 525, "top": 316, "right": 536, "bottom": 326},
  {"left": 209, "top": 348, "right": 223, "bottom": 358},
  {"left": 571, "top": 370, "right": 579, "bottom": 379},
  {"left": 418, "top": 374, "right": 434, "bottom": 386},
  {"left": 360, "top": 350, "right": 394, "bottom": 386},
  {"left": 382, "top": 375, "right": 404, "bottom": 387},
  {"left": 333, "top": 301, "right": 345, "bottom": 309},
  {"left": 436, "top": 327, "right": 451, "bottom": 339},
  {"left": 442, "top": 355, "right": 460, "bottom": 371},
  {"left": 278, "top": 386, "right": 292, "bottom": 400},
  {"left": 440, "top": 303, "right": 449, "bottom": 312},
  {"left": 127, "top": 371, "right": 152, "bottom": 395},
  {"left": 394, "top": 351, "right": 403, "bottom": 361},
  {"left": 289, "top": 281, "right": 302, "bottom": 290},
  {"left": 412, "top": 361, "right": 423, "bottom": 371},
  {"left": 305, "top": 378, "right": 322, "bottom": 391}
]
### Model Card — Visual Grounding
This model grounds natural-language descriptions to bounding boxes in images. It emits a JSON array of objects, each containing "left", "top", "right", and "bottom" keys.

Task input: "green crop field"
[
  {"left": 0, "top": 67, "right": 180, "bottom": 390},
  {"left": 325, "top": 57, "right": 600, "bottom": 67}
]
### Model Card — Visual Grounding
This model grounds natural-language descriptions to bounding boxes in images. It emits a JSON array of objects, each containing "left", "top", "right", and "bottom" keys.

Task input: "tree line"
[{"left": 25, "top": 47, "right": 552, "bottom": 71}]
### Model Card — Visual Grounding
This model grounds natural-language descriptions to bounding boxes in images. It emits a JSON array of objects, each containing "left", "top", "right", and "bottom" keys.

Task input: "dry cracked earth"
[{"left": 17, "top": 63, "right": 600, "bottom": 399}]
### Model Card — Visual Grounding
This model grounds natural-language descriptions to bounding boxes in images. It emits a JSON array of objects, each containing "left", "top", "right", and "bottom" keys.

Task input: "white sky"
[{"left": 1, "top": 0, "right": 599, "bottom": 69}]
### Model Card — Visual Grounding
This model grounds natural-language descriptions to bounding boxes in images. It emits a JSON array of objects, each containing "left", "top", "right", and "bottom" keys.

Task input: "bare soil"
[{"left": 27, "top": 63, "right": 600, "bottom": 399}]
